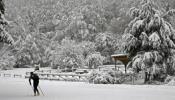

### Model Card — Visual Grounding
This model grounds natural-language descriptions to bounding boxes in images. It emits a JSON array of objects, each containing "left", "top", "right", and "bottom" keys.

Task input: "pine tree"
[
  {"left": 0, "top": 0, "right": 4, "bottom": 14},
  {"left": 123, "top": 0, "right": 175, "bottom": 83},
  {"left": 0, "top": 0, "right": 13, "bottom": 45}
]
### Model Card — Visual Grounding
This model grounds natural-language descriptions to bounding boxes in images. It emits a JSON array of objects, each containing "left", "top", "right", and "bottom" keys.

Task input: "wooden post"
[
  {"left": 115, "top": 59, "right": 116, "bottom": 71},
  {"left": 132, "top": 74, "right": 135, "bottom": 85},
  {"left": 114, "top": 59, "right": 117, "bottom": 83},
  {"left": 124, "top": 64, "right": 127, "bottom": 74}
]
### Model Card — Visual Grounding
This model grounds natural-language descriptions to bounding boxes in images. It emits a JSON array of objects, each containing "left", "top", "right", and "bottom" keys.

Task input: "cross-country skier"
[{"left": 29, "top": 72, "right": 40, "bottom": 96}]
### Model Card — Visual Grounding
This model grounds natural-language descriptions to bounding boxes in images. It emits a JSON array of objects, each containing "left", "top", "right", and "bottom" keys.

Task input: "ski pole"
[
  {"left": 38, "top": 86, "right": 44, "bottom": 96},
  {"left": 28, "top": 84, "right": 36, "bottom": 96},
  {"left": 27, "top": 83, "right": 34, "bottom": 96},
  {"left": 30, "top": 85, "right": 34, "bottom": 93}
]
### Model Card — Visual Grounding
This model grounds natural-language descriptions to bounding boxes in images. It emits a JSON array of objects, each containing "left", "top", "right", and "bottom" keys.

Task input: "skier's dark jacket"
[{"left": 29, "top": 72, "right": 39, "bottom": 85}]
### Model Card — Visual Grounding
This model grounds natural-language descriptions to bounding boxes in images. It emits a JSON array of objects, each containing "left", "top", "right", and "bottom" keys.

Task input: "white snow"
[
  {"left": 149, "top": 32, "right": 160, "bottom": 42},
  {"left": 0, "top": 77, "right": 175, "bottom": 100},
  {"left": 0, "top": 69, "right": 175, "bottom": 100},
  {"left": 111, "top": 54, "right": 128, "bottom": 57}
]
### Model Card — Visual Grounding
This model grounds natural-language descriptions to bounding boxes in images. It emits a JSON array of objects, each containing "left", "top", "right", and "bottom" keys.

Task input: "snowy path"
[{"left": 0, "top": 77, "right": 175, "bottom": 100}]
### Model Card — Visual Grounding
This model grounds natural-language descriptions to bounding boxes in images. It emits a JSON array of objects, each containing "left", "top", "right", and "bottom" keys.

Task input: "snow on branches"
[
  {"left": 129, "top": 7, "right": 140, "bottom": 18},
  {"left": 123, "top": 0, "right": 175, "bottom": 75},
  {"left": 0, "top": 1, "right": 14, "bottom": 45},
  {"left": 148, "top": 32, "right": 161, "bottom": 49}
]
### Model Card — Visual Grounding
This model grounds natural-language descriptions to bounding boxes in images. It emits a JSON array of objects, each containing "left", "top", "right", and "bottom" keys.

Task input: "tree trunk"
[
  {"left": 144, "top": 71, "right": 148, "bottom": 83},
  {"left": 144, "top": 71, "right": 152, "bottom": 84}
]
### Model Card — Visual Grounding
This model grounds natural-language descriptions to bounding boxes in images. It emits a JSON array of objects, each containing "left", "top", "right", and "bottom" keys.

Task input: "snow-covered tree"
[
  {"left": 86, "top": 52, "right": 104, "bottom": 69},
  {"left": 95, "top": 32, "right": 119, "bottom": 64},
  {"left": 0, "top": 0, "right": 14, "bottom": 69},
  {"left": 0, "top": 0, "right": 13, "bottom": 45},
  {"left": 51, "top": 38, "right": 85, "bottom": 70},
  {"left": 79, "top": 41, "right": 96, "bottom": 59},
  {"left": 123, "top": 0, "right": 175, "bottom": 83}
]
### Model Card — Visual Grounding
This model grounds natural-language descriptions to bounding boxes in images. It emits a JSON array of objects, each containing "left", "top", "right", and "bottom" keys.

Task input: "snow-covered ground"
[
  {"left": 0, "top": 68, "right": 175, "bottom": 100},
  {"left": 0, "top": 77, "right": 175, "bottom": 100}
]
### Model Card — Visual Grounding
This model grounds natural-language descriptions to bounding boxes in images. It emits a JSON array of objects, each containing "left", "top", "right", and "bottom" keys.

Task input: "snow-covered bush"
[
  {"left": 86, "top": 53, "right": 104, "bottom": 69},
  {"left": 0, "top": 54, "right": 16, "bottom": 70},
  {"left": 165, "top": 76, "right": 175, "bottom": 86},
  {"left": 88, "top": 70, "right": 132, "bottom": 84},
  {"left": 164, "top": 75, "right": 175, "bottom": 83}
]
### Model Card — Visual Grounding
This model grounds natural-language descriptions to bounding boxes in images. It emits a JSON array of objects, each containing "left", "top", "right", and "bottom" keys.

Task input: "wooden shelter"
[{"left": 111, "top": 54, "right": 129, "bottom": 73}]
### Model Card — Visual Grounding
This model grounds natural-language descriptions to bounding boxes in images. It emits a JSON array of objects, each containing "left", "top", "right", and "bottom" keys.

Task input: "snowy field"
[
  {"left": 0, "top": 68, "right": 175, "bottom": 100},
  {"left": 0, "top": 76, "right": 175, "bottom": 100}
]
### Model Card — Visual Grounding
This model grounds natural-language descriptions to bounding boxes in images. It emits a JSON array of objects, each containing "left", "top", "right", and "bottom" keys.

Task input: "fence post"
[{"left": 132, "top": 74, "right": 135, "bottom": 85}]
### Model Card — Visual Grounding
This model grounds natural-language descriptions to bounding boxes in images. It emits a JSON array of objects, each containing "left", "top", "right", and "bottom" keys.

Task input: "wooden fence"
[
  {"left": 0, "top": 70, "right": 144, "bottom": 84},
  {"left": 0, "top": 73, "right": 23, "bottom": 78},
  {"left": 0, "top": 69, "right": 88, "bottom": 82},
  {"left": 25, "top": 72, "right": 88, "bottom": 82}
]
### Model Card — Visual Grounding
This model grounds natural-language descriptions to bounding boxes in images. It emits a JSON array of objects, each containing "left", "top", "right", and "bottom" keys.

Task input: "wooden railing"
[
  {"left": 25, "top": 72, "right": 88, "bottom": 82},
  {"left": 0, "top": 69, "right": 89, "bottom": 82},
  {"left": 0, "top": 73, "right": 23, "bottom": 78}
]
